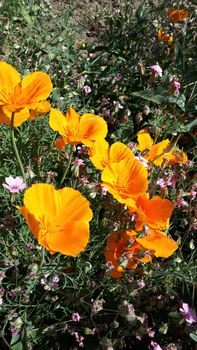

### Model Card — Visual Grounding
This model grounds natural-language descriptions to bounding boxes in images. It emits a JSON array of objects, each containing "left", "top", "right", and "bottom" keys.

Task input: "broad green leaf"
[
  {"left": 10, "top": 335, "right": 23, "bottom": 350},
  {"left": 189, "top": 332, "right": 197, "bottom": 342},
  {"left": 132, "top": 90, "right": 185, "bottom": 111}
]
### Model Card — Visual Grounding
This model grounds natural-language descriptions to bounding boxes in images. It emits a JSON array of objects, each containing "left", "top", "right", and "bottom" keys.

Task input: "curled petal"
[{"left": 137, "top": 129, "right": 154, "bottom": 152}]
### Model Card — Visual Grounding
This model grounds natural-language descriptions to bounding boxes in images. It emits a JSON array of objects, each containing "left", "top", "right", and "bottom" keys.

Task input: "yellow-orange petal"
[
  {"left": 57, "top": 187, "right": 93, "bottom": 222},
  {"left": 110, "top": 142, "right": 134, "bottom": 163},
  {"left": 22, "top": 183, "right": 60, "bottom": 222},
  {"left": 16, "top": 206, "right": 40, "bottom": 240},
  {"left": 79, "top": 113, "right": 108, "bottom": 147},
  {"left": 0, "top": 107, "right": 30, "bottom": 127},
  {"left": 54, "top": 137, "right": 67, "bottom": 151},
  {"left": 167, "top": 8, "right": 188, "bottom": 22},
  {"left": 166, "top": 148, "right": 188, "bottom": 165},
  {"left": 49, "top": 108, "right": 68, "bottom": 136},
  {"left": 145, "top": 139, "right": 170, "bottom": 166},
  {"left": 21, "top": 71, "right": 53, "bottom": 102},
  {"left": 101, "top": 158, "right": 148, "bottom": 203},
  {"left": 0, "top": 62, "right": 21, "bottom": 104},
  {"left": 89, "top": 138, "right": 110, "bottom": 170},
  {"left": 137, "top": 129, "right": 154, "bottom": 152},
  {"left": 28, "top": 101, "right": 51, "bottom": 120},
  {"left": 133, "top": 195, "right": 174, "bottom": 231},
  {"left": 46, "top": 220, "right": 90, "bottom": 256},
  {"left": 136, "top": 229, "right": 178, "bottom": 258}
]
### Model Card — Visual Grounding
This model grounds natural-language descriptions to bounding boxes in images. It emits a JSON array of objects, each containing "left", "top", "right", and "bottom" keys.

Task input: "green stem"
[
  {"left": 59, "top": 145, "right": 74, "bottom": 187},
  {"left": 10, "top": 113, "right": 26, "bottom": 181}
]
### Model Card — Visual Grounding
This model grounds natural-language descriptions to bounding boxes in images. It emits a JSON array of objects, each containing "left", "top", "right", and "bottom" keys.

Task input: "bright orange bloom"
[
  {"left": 137, "top": 129, "right": 187, "bottom": 166},
  {"left": 89, "top": 138, "right": 134, "bottom": 170},
  {"left": 157, "top": 28, "right": 173, "bottom": 44},
  {"left": 101, "top": 157, "right": 148, "bottom": 205},
  {"left": 49, "top": 107, "right": 108, "bottom": 149},
  {"left": 167, "top": 8, "right": 188, "bottom": 23},
  {"left": 136, "top": 229, "right": 178, "bottom": 258},
  {"left": 128, "top": 194, "right": 174, "bottom": 231},
  {"left": 104, "top": 230, "right": 152, "bottom": 278},
  {"left": 0, "top": 62, "right": 52, "bottom": 127},
  {"left": 104, "top": 228, "right": 178, "bottom": 278},
  {"left": 17, "top": 184, "right": 93, "bottom": 256}
]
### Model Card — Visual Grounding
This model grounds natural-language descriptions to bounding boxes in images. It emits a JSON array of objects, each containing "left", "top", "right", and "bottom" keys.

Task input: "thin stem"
[
  {"left": 10, "top": 113, "right": 26, "bottom": 181},
  {"left": 59, "top": 145, "right": 74, "bottom": 187}
]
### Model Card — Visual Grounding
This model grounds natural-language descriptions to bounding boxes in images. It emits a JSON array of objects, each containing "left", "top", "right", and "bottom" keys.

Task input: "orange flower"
[
  {"left": 104, "top": 228, "right": 178, "bottom": 278},
  {"left": 137, "top": 129, "right": 187, "bottom": 166},
  {"left": 167, "top": 8, "right": 188, "bottom": 23},
  {"left": 157, "top": 28, "right": 173, "bottom": 44},
  {"left": 128, "top": 194, "right": 174, "bottom": 231},
  {"left": 0, "top": 62, "right": 52, "bottom": 127},
  {"left": 17, "top": 184, "right": 93, "bottom": 256},
  {"left": 104, "top": 230, "right": 152, "bottom": 278},
  {"left": 101, "top": 157, "right": 148, "bottom": 205},
  {"left": 89, "top": 138, "right": 134, "bottom": 170},
  {"left": 49, "top": 107, "right": 108, "bottom": 149},
  {"left": 136, "top": 229, "right": 178, "bottom": 258}
]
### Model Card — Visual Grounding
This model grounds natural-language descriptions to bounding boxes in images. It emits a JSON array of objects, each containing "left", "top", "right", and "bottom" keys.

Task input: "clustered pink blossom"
[{"left": 3, "top": 176, "right": 26, "bottom": 193}]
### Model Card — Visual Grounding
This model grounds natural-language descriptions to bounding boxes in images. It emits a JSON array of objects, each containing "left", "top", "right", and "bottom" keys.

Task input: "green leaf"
[
  {"left": 20, "top": 6, "right": 33, "bottom": 30},
  {"left": 10, "top": 335, "right": 23, "bottom": 350},
  {"left": 132, "top": 90, "right": 185, "bottom": 110},
  {"left": 189, "top": 332, "right": 197, "bottom": 342}
]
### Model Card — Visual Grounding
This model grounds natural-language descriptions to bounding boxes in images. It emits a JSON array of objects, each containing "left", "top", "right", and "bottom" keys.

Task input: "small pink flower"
[
  {"left": 150, "top": 64, "right": 163, "bottom": 78},
  {"left": 171, "top": 80, "right": 181, "bottom": 94},
  {"left": 101, "top": 186, "right": 108, "bottom": 195},
  {"left": 3, "top": 176, "right": 26, "bottom": 194},
  {"left": 151, "top": 340, "right": 163, "bottom": 350},
  {"left": 83, "top": 85, "right": 91, "bottom": 94},
  {"left": 72, "top": 312, "right": 80, "bottom": 322},
  {"left": 179, "top": 302, "right": 197, "bottom": 324}
]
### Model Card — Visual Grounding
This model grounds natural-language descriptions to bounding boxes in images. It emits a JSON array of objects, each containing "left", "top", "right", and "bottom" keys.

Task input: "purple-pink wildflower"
[
  {"left": 83, "top": 85, "right": 92, "bottom": 94},
  {"left": 72, "top": 312, "right": 80, "bottom": 322},
  {"left": 3, "top": 176, "right": 26, "bottom": 193},
  {"left": 179, "top": 302, "right": 197, "bottom": 324},
  {"left": 151, "top": 340, "right": 163, "bottom": 350},
  {"left": 150, "top": 64, "right": 163, "bottom": 78},
  {"left": 171, "top": 79, "right": 181, "bottom": 94}
]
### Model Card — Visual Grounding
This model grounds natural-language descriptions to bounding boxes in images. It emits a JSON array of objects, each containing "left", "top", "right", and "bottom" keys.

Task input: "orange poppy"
[
  {"left": 128, "top": 194, "right": 174, "bottom": 231},
  {"left": 0, "top": 62, "right": 52, "bottom": 127},
  {"left": 104, "top": 228, "right": 178, "bottom": 278},
  {"left": 167, "top": 8, "right": 188, "bottom": 23},
  {"left": 136, "top": 229, "right": 178, "bottom": 258},
  {"left": 104, "top": 230, "right": 152, "bottom": 278},
  {"left": 157, "top": 28, "right": 173, "bottom": 44},
  {"left": 101, "top": 157, "right": 148, "bottom": 205},
  {"left": 49, "top": 107, "right": 108, "bottom": 149},
  {"left": 137, "top": 129, "right": 187, "bottom": 166},
  {"left": 89, "top": 138, "right": 134, "bottom": 170},
  {"left": 17, "top": 183, "right": 93, "bottom": 256}
]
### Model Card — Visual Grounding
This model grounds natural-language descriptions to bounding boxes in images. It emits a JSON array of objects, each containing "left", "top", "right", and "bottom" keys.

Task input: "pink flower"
[
  {"left": 150, "top": 64, "right": 163, "bottom": 78},
  {"left": 151, "top": 340, "right": 163, "bottom": 350},
  {"left": 83, "top": 85, "right": 92, "bottom": 94},
  {"left": 72, "top": 312, "right": 80, "bottom": 322},
  {"left": 179, "top": 302, "right": 197, "bottom": 324},
  {"left": 171, "top": 80, "right": 181, "bottom": 94},
  {"left": 3, "top": 176, "right": 26, "bottom": 193}
]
